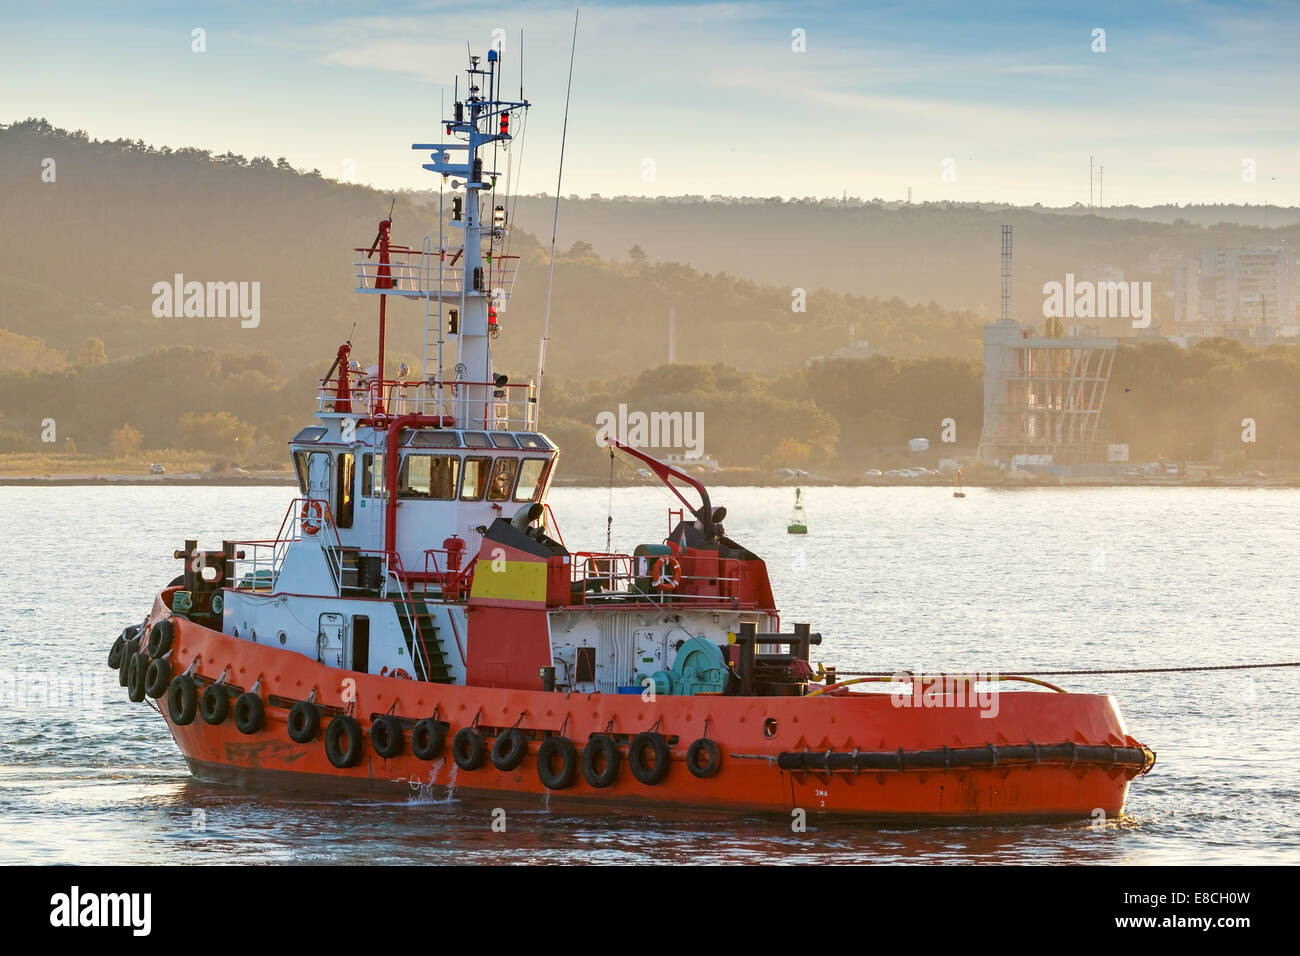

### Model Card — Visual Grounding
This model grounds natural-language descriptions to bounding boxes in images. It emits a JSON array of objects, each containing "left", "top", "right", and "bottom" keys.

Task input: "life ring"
[
  {"left": 581, "top": 734, "right": 621, "bottom": 789},
  {"left": 628, "top": 732, "right": 671, "bottom": 785},
  {"left": 686, "top": 737, "right": 721, "bottom": 778},
  {"left": 411, "top": 718, "right": 449, "bottom": 760},
  {"left": 370, "top": 715, "right": 404, "bottom": 759},
  {"left": 234, "top": 692, "right": 265, "bottom": 735},
  {"left": 490, "top": 728, "right": 528, "bottom": 772},
  {"left": 651, "top": 556, "right": 682, "bottom": 592},
  {"left": 537, "top": 736, "right": 578, "bottom": 790},
  {"left": 380, "top": 666, "right": 412, "bottom": 680},
  {"left": 287, "top": 701, "right": 320, "bottom": 743},
  {"left": 168, "top": 675, "right": 198, "bottom": 725},
  {"left": 325, "top": 715, "right": 364, "bottom": 768},
  {"left": 301, "top": 500, "right": 324, "bottom": 535}
]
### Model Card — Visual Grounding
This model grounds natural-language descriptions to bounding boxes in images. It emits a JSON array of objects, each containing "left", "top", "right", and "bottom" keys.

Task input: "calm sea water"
[{"left": 3, "top": 484, "right": 1299, "bottom": 864}]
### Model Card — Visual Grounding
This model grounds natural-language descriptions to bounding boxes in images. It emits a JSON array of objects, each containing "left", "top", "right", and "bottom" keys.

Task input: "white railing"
[
  {"left": 355, "top": 245, "right": 520, "bottom": 305},
  {"left": 316, "top": 378, "right": 537, "bottom": 431}
]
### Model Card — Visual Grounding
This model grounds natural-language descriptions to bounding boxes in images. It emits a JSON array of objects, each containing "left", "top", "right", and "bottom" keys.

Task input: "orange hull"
[{"left": 152, "top": 614, "right": 1153, "bottom": 821}]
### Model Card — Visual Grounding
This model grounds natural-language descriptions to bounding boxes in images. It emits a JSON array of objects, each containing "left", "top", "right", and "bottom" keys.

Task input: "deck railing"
[
  {"left": 354, "top": 245, "right": 520, "bottom": 305},
  {"left": 316, "top": 377, "right": 536, "bottom": 430}
]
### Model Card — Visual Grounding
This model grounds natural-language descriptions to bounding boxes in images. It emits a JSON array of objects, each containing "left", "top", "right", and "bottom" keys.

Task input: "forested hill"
[
  {"left": 0, "top": 119, "right": 981, "bottom": 382},
  {"left": 501, "top": 195, "right": 1300, "bottom": 316}
]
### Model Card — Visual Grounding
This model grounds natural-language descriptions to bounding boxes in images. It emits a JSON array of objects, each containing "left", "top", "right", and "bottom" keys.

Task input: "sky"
[{"left": 1, "top": 0, "right": 1297, "bottom": 206}]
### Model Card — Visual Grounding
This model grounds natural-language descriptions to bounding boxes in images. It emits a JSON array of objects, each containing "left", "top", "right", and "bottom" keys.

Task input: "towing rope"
[{"left": 829, "top": 661, "right": 1300, "bottom": 677}]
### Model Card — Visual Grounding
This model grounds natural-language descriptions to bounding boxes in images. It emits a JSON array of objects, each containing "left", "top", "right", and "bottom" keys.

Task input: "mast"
[{"left": 413, "top": 48, "right": 529, "bottom": 429}]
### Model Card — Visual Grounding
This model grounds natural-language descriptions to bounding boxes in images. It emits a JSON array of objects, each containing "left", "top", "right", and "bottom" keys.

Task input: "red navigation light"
[
  {"left": 500, "top": 113, "right": 509, "bottom": 135},
  {"left": 488, "top": 305, "right": 498, "bottom": 326}
]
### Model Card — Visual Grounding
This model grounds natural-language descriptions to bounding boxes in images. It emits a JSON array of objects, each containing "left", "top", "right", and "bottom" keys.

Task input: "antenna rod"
[{"left": 534, "top": 8, "right": 579, "bottom": 416}]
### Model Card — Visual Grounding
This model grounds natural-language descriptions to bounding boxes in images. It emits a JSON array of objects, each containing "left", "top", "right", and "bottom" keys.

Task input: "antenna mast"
[{"left": 535, "top": 8, "right": 580, "bottom": 419}]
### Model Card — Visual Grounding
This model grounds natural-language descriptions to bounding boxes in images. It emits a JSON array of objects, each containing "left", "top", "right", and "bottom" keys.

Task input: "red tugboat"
[{"left": 108, "top": 45, "right": 1154, "bottom": 819}]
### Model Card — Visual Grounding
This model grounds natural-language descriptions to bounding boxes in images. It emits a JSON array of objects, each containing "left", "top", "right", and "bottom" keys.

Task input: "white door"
[{"left": 318, "top": 612, "right": 345, "bottom": 667}]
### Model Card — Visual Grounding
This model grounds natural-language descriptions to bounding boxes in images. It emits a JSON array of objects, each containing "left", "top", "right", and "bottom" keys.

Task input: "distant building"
[
  {"left": 805, "top": 338, "right": 878, "bottom": 368},
  {"left": 976, "top": 318, "right": 1118, "bottom": 467},
  {"left": 1173, "top": 245, "right": 1296, "bottom": 331}
]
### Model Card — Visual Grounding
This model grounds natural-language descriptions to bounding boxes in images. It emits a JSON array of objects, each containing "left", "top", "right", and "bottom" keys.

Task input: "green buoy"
[{"left": 787, "top": 487, "right": 808, "bottom": 534}]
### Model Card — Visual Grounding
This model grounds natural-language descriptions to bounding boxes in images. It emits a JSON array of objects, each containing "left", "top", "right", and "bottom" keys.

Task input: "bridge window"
[
  {"left": 463, "top": 431, "right": 493, "bottom": 448},
  {"left": 491, "top": 433, "right": 520, "bottom": 449},
  {"left": 514, "top": 458, "right": 550, "bottom": 502},
  {"left": 362, "top": 453, "right": 385, "bottom": 497},
  {"left": 460, "top": 456, "right": 492, "bottom": 501},
  {"left": 487, "top": 457, "right": 518, "bottom": 501},
  {"left": 518, "top": 433, "right": 552, "bottom": 451},
  {"left": 398, "top": 454, "right": 460, "bottom": 500},
  {"left": 293, "top": 450, "right": 311, "bottom": 493},
  {"left": 336, "top": 452, "right": 355, "bottom": 528}
]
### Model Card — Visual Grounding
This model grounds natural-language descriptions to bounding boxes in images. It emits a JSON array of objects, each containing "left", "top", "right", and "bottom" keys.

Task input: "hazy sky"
[{"left": 2, "top": 0, "right": 1297, "bottom": 206}]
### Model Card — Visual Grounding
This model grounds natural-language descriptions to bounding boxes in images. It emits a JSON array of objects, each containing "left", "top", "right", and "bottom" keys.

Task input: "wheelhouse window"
[
  {"left": 362, "top": 453, "right": 385, "bottom": 497},
  {"left": 460, "top": 456, "right": 492, "bottom": 501},
  {"left": 513, "top": 458, "right": 551, "bottom": 502},
  {"left": 398, "top": 454, "right": 460, "bottom": 500},
  {"left": 293, "top": 450, "right": 311, "bottom": 493},
  {"left": 336, "top": 452, "right": 355, "bottom": 528},
  {"left": 487, "top": 457, "right": 518, "bottom": 501}
]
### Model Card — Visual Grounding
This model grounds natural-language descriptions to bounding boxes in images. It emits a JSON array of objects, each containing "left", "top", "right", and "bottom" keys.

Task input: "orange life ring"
[
  {"left": 651, "top": 555, "right": 682, "bottom": 592},
  {"left": 301, "top": 500, "right": 323, "bottom": 535}
]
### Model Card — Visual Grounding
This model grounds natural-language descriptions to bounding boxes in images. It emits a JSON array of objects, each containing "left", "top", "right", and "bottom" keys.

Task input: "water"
[{"left": 3, "top": 484, "right": 1298, "bottom": 864}]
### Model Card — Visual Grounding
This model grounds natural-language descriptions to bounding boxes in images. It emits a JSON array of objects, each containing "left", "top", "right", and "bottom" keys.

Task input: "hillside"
[{"left": 0, "top": 119, "right": 983, "bottom": 383}]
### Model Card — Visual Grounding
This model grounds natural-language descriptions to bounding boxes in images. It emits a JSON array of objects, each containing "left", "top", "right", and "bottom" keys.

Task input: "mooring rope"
[{"left": 831, "top": 662, "right": 1300, "bottom": 677}]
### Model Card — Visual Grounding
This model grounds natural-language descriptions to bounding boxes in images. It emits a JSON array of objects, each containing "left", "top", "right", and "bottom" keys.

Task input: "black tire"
[
  {"left": 491, "top": 728, "right": 528, "bottom": 772},
  {"left": 126, "top": 653, "right": 147, "bottom": 703},
  {"left": 411, "top": 719, "right": 448, "bottom": 760},
  {"left": 370, "top": 715, "right": 404, "bottom": 759},
  {"left": 686, "top": 738, "right": 721, "bottom": 778},
  {"left": 582, "top": 734, "right": 621, "bottom": 789},
  {"left": 167, "top": 575, "right": 185, "bottom": 588},
  {"left": 287, "top": 701, "right": 320, "bottom": 743},
  {"left": 234, "top": 693, "right": 264, "bottom": 735},
  {"left": 145, "top": 657, "right": 172, "bottom": 699},
  {"left": 118, "top": 644, "right": 135, "bottom": 687},
  {"left": 537, "top": 736, "right": 578, "bottom": 790},
  {"left": 147, "top": 619, "right": 174, "bottom": 658},
  {"left": 108, "top": 634, "right": 125, "bottom": 670},
  {"left": 628, "top": 732, "right": 671, "bottom": 786},
  {"left": 168, "top": 675, "right": 198, "bottom": 725},
  {"left": 452, "top": 727, "right": 486, "bottom": 770},
  {"left": 200, "top": 684, "right": 230, "bottom": 725},
  {"left": 325, "top": 715, "right": 363, "bottom": 768}
]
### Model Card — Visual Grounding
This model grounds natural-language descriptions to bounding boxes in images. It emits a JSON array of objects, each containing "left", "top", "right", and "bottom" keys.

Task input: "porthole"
[
  {"left": 763, "top": 718, "right": 778, "bottom": 738},
  {"left": 278, "top": 631, "right": 287, "bottom": 645}
]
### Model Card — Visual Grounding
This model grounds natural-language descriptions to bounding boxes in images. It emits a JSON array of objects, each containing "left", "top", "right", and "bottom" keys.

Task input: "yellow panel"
[{"left": 470, "top": 559, "right": 548, "bottom": 603}]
